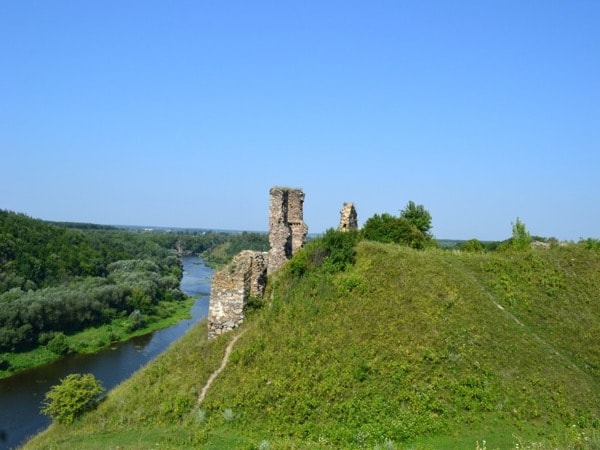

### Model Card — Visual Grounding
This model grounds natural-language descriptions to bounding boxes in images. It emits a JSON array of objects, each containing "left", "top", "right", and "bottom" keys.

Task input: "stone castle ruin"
[
  {"left": 267, "top": 187, "right": 309, "bottom": 274},
  {"left": 207, "top": 187, "right": 308, "bottom": 339},
  {"left": 338, "top": 202, "right": 358, "bottom": 232},
  {"left": 207, "top": 250, "right": 268, "bottom": 338}
]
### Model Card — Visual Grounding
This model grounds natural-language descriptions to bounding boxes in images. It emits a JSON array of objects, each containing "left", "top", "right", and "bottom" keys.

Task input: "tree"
[
  {"left": 400, "top": 201, "right": 433, "bottom": 237},
  {"left": 41, "top": 373, "right": 105, "bottom": 424},
  {"left": 511, "top": 217, "right": 531, "bottom": 250}
]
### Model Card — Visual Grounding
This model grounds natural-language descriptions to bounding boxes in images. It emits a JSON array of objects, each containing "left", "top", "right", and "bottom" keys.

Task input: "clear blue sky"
[{"left": 1, "top": 1, "right": 598, "bottom": 241}]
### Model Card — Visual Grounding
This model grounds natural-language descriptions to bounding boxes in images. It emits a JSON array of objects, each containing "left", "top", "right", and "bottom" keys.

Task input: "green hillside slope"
[{"left": 25, "top": 240, "right": 600, "bottom": 449}]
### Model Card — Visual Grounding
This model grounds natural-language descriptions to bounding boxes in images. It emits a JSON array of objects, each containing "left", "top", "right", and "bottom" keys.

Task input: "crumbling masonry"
[
  {"left": 207, "top": 187, "right": 308, "bottom": 339},
  {"left": 338, "top": 202, "right": 358, "bottom": 232},
  {"left": 267, "top": 187, "right": 308, "bottom": 274},
  {"left": 207, "top": 250, "right": 267, "bottom": 339}
]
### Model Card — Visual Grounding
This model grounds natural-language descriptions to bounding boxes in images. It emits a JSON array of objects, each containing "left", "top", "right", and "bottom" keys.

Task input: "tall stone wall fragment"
[
  {"left": 267, "top": 187, "right": 308, "bottom": 274},
  {"left": 338, "top": 202, "right": 358, "bottom": 232},
  {"left": 207, "top": 250, "right": 267, "bottom": 339}
]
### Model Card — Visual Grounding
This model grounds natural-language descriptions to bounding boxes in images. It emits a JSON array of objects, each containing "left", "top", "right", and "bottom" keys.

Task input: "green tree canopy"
[{"left": 399, "top": 201, "right": 433, "bottom": 237}]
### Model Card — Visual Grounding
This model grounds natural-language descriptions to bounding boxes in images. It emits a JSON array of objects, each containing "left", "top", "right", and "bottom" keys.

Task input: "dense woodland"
[{"left": 0, "top": 210, "right": 268, "bottom": 361}]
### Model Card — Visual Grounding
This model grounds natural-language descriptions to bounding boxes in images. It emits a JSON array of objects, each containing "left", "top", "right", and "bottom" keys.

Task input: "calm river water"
[{"left": 0, "top": 256, "right": 213, "bottom": 450}]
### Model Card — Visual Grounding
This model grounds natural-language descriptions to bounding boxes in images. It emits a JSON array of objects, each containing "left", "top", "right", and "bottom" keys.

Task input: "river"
[{"left": 0, "top": 256, "right": 213, "bottom": 450}]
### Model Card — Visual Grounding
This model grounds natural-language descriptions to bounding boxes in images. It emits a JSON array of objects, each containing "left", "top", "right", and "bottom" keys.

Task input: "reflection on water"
[{"left": 0, "top": 256, "right": 212, "bottom": 450}]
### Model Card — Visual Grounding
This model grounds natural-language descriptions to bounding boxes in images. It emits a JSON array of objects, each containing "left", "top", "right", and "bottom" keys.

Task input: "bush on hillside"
[
  {"left": 579, "top": 237, "right": 600, "bottom": 250},
  {"left": 287, "top": 229, "right": 360, "bottom": 277},
  {"left": 41, "top": 373, "right": 105, "bottom": 424},
  {"left": 362, "top": 212, "right": 434, "bottom": 249},
  {"left": 319, "top": 228, "right": 360, "bottom": 272},
  {"left": 511, "top": 217, "right": 531, "bottom": 250},
  {"left": 362, "top": 213, "right": 411, "bottom": 244},
  {"left": 498, "top": 218, "right": 532, "bottom": 252}
]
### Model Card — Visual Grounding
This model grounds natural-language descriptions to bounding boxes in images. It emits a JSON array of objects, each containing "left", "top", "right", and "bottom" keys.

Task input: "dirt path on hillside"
[{"left": 197, "top": 329, "right": 247, "bottom": 405}]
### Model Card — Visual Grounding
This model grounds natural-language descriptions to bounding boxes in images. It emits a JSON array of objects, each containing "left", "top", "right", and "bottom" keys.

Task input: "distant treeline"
[
  {"left": 142, "top": 229, "right": 269, "bottom": 266},
  {"left": 0, "top": 210, "right": 269, "bottom": 354}
]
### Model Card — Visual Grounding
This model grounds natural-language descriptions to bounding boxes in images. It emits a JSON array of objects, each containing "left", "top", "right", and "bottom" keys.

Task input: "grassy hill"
[{"left": 25, "top": 239, "right": 600, "bottom": 449}]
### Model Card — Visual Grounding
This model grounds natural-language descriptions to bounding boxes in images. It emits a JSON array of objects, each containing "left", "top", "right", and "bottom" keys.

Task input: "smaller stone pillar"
[{"left": 338, "top": 202, "right": 358, "bottom": 232}]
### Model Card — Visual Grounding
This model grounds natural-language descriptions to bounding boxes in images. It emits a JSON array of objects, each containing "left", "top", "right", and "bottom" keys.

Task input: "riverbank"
[{"left": 0, "top": 297, "right": 195, "bottom": 380}]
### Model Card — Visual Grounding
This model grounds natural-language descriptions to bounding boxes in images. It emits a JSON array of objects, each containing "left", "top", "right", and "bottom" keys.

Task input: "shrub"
[
  {"left": 362, "top": 213, "right": 409, "bottom": 244},
  {"left": 0, "top": 357, "right": 11, "bottom": 371},
  {"left": 319, "top": 228, "right": 360, "bottom": 272},
  {"left": 287, "top": 249, "right": 308, "bottom": 278},
  {"left": 127, "top": 309, "right": 146, "bottom": 332},
  {"left": 362, "top": 213, "right": 432, "bottom": 249},
  {"left": 460, "top": 239, "right": 485, "bottom": 252},
  {"left": 286, "top": 229, "right": 359, "bottom": 277},
  {"left": 47, "top": 332, "right": 71, "bottom": 355},
  {"left": 41, "top": 373, "right": 105, "bottom": 424},
  {"left": 579, "top": 238, "right": 600, "bottom": 250}
]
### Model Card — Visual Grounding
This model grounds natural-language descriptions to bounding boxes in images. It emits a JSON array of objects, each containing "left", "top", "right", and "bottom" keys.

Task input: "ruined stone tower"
[
  {"left": 267, "top": 187, "right": 308, "bottom": 274},
  {"left": 338, "top": 202, "right": 358, "bottom": 232},
  {"left": 208, "top": 187, "right": 308, "bottom": 339}
]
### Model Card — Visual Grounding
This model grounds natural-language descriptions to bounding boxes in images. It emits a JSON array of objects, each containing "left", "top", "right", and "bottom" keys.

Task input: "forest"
[{"left": 0, "top": 210, "right": 268, "bottom": 372}]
